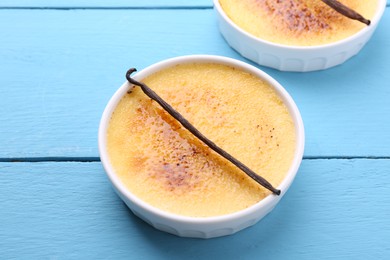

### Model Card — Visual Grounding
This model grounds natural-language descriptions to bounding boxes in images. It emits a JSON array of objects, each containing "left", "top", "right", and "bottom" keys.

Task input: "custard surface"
[
  {"left": 107, "top": 63, "right": 296, "bottom": 217},
  {"left": 219, "top": 0, "right": 378, "bottom": 46}
]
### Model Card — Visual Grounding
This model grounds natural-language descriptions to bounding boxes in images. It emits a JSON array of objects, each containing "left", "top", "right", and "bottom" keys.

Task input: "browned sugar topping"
[
  {"left": 256, "top": 0, "right": 342, "bottom": 33},
  {"left": 130, "top": 99, "right": 222, "bottom": 195}
]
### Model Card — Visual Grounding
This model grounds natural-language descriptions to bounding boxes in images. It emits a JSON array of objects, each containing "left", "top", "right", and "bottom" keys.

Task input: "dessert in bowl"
[
  {"left": 214, "top": 0, "right": 386, "bottom": 71},
  {"left": 99, "top": 55, "right": 304, "bottom": 238}
]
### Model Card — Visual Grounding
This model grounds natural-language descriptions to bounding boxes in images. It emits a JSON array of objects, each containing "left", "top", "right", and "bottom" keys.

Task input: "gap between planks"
[
  {"left": 0, "top": 6, "right": 213, "bottom": 10},
  {"left": 0, "top": 156, "right": 390, "bottom": 163},
  {"left": 0, "top": 3, "right": 388, "bottom": 9}
]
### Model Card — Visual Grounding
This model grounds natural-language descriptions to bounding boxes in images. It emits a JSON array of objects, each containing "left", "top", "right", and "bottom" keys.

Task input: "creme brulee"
[
  {"left": 219, "top": 0, "right": 378, "bottom": 46},
  {"left": 106, "top": 63, "right": 296, "bottom": 217}
]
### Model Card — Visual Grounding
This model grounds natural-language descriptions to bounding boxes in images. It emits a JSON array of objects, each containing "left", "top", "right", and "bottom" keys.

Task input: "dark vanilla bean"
[
  {"left": 125, "top": 68, "right": 281, "bottom": 195},
  {"left": 321, "top": 0, "right": 370, "bottom": 25}
]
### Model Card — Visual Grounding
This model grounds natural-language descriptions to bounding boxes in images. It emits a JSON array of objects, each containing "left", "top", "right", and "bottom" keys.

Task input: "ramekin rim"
[{"left": 98, "top": 54, "right": 305, "bottom": 224}]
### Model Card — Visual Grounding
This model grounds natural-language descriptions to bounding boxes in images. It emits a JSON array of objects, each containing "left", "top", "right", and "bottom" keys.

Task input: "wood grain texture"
[
  {"left": 1, "top": 2, "right": 389, "bottom": 260},
  {"left": 0, "top": 160, "right": 389, "bottom": 259},
  {"left": 0, "top": 8, "right": 389, "bottom": 159}
]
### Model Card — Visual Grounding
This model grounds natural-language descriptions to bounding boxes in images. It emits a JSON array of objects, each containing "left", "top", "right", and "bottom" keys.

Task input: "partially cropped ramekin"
[
  {"left": 98, "top": 55, "right": 305, "bottom": 238},
  {"left": 214, "top": 0, "right": 386, "bottom": 72}
]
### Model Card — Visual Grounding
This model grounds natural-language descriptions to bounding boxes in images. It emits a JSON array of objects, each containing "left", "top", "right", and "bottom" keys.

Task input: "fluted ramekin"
[
  {"left": 214, "top": 0, "right": 386, "bottom": 72},
  {"left": 98, "top": 55, "right": 305, "bottom": 238}
]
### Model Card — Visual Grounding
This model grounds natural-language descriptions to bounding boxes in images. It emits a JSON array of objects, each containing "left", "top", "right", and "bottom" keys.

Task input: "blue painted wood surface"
[
  {"left": 1, "top": 160, "right": 389, "bottom": 259},
  {"left": 1, "top": 9, "right": 390, "bottom": 158},
  {"left": 0, "top": 1, "right": 389, "bottom": 8},
  {"left": 0, "top": 0, "right": 212, "bottom": 8},
  {"left": 0, "top": 1, "right": 389, "bottom": 259}
]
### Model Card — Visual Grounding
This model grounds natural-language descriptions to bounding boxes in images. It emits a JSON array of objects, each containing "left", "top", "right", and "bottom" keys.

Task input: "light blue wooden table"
[{"left": 1, "top": 1, "right": 389, "bottom": 259}]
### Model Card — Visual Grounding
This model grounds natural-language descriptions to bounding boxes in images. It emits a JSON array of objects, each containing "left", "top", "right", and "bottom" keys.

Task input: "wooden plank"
[
  {"left": 0, "top": 0, "right": 388, "bottom": 9},
  {"left": 0, "top": 159, "right": 389, "bottom": 258},
  {"left": 0, "top": 0, "right": 212, "bottom": 8},
  {"left": 0, "top": 9, "right": 389, "bottom": 158}
]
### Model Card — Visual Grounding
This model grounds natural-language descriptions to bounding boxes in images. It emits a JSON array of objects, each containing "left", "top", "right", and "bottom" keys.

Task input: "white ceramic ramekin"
[
  {"left": 214, "top": 0, "right": 386, "bottom": 72},
  {"left": 98, "top": 55, "right": 305, "bottom": 238}
]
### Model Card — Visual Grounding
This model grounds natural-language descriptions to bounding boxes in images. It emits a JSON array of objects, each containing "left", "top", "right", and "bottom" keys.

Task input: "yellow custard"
[
  {"left": 219, "top": 0, "right": 378, "bottom": 46},
  {"left": 106, "top": 63, "right": 296, "bottom": 217}
]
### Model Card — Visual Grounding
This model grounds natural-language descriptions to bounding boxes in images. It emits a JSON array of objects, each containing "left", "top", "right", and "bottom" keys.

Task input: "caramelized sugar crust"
[
  {"left": 220, "top": 0, "right": 378, "bottom": 45},
  {"left": 107, "top": 63, "right": 296, "bottom": 217}
]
